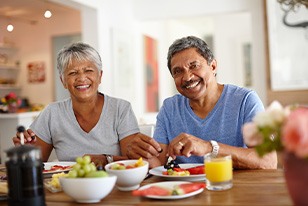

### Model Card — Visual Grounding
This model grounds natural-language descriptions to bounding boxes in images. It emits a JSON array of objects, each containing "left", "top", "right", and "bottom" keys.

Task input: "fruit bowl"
[
  {"left": 59, "top": 174, "right": 117, "bottom": 203},
  {"left": 105, "top": 159, "right": 149, "bottom": 191}
]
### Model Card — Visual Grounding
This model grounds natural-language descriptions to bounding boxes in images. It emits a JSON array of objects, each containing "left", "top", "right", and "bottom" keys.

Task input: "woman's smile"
[{"left": 75, "top": 84, "right": 90, "bottom": 90}]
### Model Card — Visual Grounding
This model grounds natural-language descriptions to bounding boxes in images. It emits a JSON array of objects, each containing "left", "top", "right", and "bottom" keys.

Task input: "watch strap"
[
  {"left": 104, "top": 154, "right": 113, "bottom": 163},
  {"left": 210, "top": 140, "right": 219, "bottom": 157}
]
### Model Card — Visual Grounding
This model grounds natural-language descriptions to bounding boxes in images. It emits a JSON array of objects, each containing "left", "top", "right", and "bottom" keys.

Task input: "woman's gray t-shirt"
[{"left": 30, "top": 94, "right": 139, "bottom": 161}]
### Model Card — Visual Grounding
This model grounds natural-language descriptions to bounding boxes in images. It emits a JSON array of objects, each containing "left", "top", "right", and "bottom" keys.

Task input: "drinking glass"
[{"left": 204, "top": 154, "right": 233, "bottom": 191}]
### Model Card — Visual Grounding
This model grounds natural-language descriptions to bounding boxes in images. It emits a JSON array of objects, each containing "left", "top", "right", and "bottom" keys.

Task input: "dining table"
[{"left": 0, "top": 168, "right": 293, "bottom": 206}]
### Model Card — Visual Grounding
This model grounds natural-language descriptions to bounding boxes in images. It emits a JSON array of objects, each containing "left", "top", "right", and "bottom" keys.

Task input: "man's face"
[{"left": 170, "top": 48, "right": 217, "bottom": 100}]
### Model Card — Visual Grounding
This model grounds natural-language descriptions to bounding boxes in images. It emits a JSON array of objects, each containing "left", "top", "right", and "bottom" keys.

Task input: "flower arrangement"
[
  {"left": 242, "top": 101, "right": 308, "bottom": 159},
  {"left": 0, "top": 92, "right": 22, "bottom": 113}
]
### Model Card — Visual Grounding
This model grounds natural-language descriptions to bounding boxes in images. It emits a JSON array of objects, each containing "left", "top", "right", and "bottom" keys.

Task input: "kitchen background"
[{"left": 0, "top": 0, "right": 307, "bottom": 124}]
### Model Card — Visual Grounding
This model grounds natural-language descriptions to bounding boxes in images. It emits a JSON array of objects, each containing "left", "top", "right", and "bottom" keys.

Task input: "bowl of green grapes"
[{"left": 59, "top": 156, "right": 117, "bottom": 203}]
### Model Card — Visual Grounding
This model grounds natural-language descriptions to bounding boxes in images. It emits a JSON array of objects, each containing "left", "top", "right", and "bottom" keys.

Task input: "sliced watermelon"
[
  {"left": 172, "top": 182, "right": 206, "bottom": 195},
  {"left": 186, "top": 165, "right": 205, "bottom": 175},
  {"left": 132, "top": 186, "right": 172, "bottom": 196}
]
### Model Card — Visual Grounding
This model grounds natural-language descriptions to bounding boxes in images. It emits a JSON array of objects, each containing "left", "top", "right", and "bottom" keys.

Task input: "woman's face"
[
  {"left": 61, "top": 60, "right": 102, "bottom": 101},
  {"left": 170, "top": 48, "right": 217, "bottom": 100}
]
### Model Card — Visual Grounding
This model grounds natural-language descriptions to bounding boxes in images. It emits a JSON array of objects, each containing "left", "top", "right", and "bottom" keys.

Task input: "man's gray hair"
[{"left": 167, "top": 36, "right": 214, "bottom": 74}]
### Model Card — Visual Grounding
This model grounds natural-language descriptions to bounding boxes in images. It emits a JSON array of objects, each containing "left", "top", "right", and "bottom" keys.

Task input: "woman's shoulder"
[
  {"left": 41, "top": 98, "right": 71, "bottom": 113},
  {"left": 104, "top": 94, "right": 131, "bottom": 107}
]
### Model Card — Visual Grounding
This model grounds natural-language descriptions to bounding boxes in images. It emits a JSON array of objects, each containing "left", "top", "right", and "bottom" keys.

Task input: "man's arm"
[{"left": 216, "top": 143, "right": 277, "bottom": 169}]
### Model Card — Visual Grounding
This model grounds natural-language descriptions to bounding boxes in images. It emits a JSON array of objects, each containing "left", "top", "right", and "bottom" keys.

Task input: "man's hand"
[{"left": 167, "top": 133, "right": 211, "bottom": 159}]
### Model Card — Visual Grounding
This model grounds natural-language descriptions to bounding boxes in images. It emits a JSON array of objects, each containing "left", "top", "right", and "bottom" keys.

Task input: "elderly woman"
[{"left": 12, "top": 42, "right": 140, "bottom": 167}]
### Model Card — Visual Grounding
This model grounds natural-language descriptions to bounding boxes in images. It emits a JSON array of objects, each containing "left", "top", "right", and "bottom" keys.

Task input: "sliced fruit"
[
  {"left": 172, "top": 182, "right": 206, "bottom": 195},
  {"left": 132, "top": 186, "right": 172, "bottom": 196},
  {"left": 85, "top": 171, "right": 109, "bottom": 178},
  {"left": 186, "top": 165, "right": 205, "bottom": 175}
]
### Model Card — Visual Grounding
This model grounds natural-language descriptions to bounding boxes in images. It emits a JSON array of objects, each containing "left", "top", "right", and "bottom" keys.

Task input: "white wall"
[
  {"left": 0, "top": 10, "right": 81, "bottom": 105},
  {"left": 131, "top": 0, "right": 266, "bottom": 121},
  {"left": 267, "top": 0, "right": 308, "bottom": 91},
  {"left": 2, "top": 0, "right": 268, "bottom": 124}
]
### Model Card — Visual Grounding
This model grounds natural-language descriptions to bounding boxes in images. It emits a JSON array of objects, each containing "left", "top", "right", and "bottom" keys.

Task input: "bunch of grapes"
[{"left": 67, "top": 156, "right": 108, "bottom": 178}]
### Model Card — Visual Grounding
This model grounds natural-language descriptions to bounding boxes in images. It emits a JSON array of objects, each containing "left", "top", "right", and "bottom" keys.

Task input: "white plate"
[
  {"left": 137, "top": 181, "right": 204, "bottom": 200},
  {"left": 43, "top": 162, "right": 75, "bottom": 177},
  {"left": 149, "top": 164, "right": 205, "bottom": 182}
]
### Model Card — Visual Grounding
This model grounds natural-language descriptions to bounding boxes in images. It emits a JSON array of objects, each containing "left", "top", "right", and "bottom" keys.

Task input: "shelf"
[
  {"left": 0, "top": 45, "right": 20, "bottom": 97},
  {"left": 0, "top": 64, "right": 19, "bottom": 70},
  {"left": 0, "top": 84, "right": 21, "bottom": 89},
  {"left": 0, "top": 86, "right": 21, "bottom": 97},
  {"left": 0, "top": 45, "right": 17, "bottom": 51}
]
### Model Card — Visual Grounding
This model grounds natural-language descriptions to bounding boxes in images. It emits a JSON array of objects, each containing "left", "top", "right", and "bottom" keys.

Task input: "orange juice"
[{"left": 205, "top": 157, "right": 232, "bottom": 182}]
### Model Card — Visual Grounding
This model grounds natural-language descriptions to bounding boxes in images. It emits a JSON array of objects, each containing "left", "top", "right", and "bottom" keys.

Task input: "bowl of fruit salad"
[
  {"left": 105, "top": 158, "right": 149, "bottom": 191},
  {"left": 59, "top": 156, "right": 117, "bottom": 203}
]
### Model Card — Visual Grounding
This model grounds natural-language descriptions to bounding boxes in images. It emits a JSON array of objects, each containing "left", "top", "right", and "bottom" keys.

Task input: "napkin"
[{"left": 0, "top": 182, "right": 8, "bottom": 194}]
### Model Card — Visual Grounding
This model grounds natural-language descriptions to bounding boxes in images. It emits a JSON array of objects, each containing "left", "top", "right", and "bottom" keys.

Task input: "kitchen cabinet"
[
  {"left": 0, "top": 45, "right": 21, "bottom": 97},
  {"left": 0, "top": 111, "right": 40, "bottom": 163},
  {"left": 0, "top": 111, "right": 58, "bottom": 163}
]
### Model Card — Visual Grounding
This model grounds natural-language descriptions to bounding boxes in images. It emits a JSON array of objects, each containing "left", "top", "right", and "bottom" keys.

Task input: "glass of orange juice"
[{"left": 204, "top": 154, "right": 233, "bottom": 191}]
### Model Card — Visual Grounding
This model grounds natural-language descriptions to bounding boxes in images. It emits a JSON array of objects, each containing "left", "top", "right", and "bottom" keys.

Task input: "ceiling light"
[
  {"left": 7, "top": 24, "right": 14, "bottom": 32},
  {"left": 44, "top": 10, "right": 52, "bottom": 19}
]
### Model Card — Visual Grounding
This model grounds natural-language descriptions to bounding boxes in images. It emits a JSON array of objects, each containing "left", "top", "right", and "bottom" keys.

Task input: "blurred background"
[{"left": 0, "top": 0, "right": 307, "bottom": 123}]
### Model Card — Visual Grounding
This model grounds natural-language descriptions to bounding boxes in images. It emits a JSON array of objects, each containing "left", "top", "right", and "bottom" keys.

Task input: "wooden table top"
[{"left": 0, "top": 169, "right": 293, "bottom": 206}]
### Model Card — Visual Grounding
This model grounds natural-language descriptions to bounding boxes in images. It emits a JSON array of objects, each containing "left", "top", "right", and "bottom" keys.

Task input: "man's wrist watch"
[
  {"left": 210, "top": 140, "right": 219, "bottom": 157},
  {"left": 105, "top": 154, "right": 113, "bottom": 164}
]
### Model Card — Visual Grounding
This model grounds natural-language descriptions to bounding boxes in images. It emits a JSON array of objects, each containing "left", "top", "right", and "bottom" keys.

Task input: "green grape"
[
  {"left": 76, "top": 157, "right": 83, "bottom": 164},
  {"left": 73, "top": 163, "right": 81, "bottom": 170},
  {"left": 83, "top": 164, "right": 92, "bottom": 174},
  {"left": 111, "top": 163, "right": 125, "bottom": 170},
  {"left": 85, "top": 171, "right": 108, "bottom": 178},
  {"left": 69, "top": 156, "right": 108, "bottom": 178},
  {"left": 83, "top": 155, "right": 91, "bottom": 164},
  {"left": 90, "top": 163, "right": 97, "bottom": 172},
  {"left": 77, "top": 169, "right": 85, "bottom": 177},
  {"left": 67, "top": 170, "right": 78, "bottom": 178}
]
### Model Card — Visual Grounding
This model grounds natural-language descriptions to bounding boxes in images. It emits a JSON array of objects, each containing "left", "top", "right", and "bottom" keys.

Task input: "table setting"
[{"left": 0, "top": 153, "right": 294, "bottom": 205}]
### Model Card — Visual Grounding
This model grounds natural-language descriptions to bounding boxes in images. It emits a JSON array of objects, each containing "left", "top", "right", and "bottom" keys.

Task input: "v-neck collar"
[
  {"left": 68, "top": 94, "right": 106, "bottom": 135},
  {"left": 185, "top": 85, "right": 227, "bottom": 122}
]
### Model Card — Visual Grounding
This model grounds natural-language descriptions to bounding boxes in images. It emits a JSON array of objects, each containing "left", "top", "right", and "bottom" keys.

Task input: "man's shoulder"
[
  {"left": 160, "top": 94, "right": 187, "bottom": 116},
  {"left": 163, "top": 94, "right": 185, "bottom": 104},
  {"left": 225, "top": 84, "right": 252, "bottom": 94}
]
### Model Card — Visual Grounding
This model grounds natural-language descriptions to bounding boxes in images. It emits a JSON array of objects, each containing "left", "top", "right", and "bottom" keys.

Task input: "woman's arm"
[
  {"left": 12, "top": 129, "right": 53, "bottom": 162},
  {"left": 35, "top": 137, "right": 53, "bottom": 162}
]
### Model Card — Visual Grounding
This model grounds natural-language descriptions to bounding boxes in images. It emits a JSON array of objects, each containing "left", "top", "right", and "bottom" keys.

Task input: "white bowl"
[
  {"left": 105, "top": 159, "right": 149, "bottom": 191},
  {"left": 59, "top": 175, "right": 117, "bottom": 203}
]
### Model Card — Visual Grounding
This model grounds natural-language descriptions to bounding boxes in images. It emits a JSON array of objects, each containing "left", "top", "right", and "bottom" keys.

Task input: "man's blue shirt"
[{"left": 153, "top": 84, "right": 264, "bottom": 163}]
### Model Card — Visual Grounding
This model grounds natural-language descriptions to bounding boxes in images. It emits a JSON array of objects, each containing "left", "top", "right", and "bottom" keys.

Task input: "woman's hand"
[
  {"left": 124, "top": 133, "right": 162, "bottom": 160},
  {"left": 12, "top": 129, "right": 37, "bottom": 146},
  {"left": 84, "top": 154, "right": 107, "bottom": 170},
  {"left": 167, "top": 133, "right": 211, "bottom": 159}
]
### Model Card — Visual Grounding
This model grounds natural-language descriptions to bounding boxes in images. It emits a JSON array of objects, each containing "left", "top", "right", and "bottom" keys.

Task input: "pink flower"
[
  {"left": 242, "top": 101, "right": 304, "bottom": 157},
  {"left": 242, "top": 122, "right": 264, "bottom": 147},
  {"left": 282, "top": 108, "right": 308, "bottom": 158}
]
